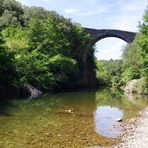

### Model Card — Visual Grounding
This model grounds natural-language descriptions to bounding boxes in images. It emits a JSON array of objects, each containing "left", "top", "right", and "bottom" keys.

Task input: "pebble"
[
  {"left": 116, "top": 107, "right": 148, "bottom": 148},
  {"left": 116, "top": 118, "right": 122, "bottom": 122}
]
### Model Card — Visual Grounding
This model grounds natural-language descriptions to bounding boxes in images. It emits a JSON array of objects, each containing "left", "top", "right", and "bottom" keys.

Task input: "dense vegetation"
[
  {"left": 0, "top": 0, "right": 94, "bottom": 97},
  {"left": 96, "top": 7, "right": 148, "bottom": 91},
  {"left": 96, "top": 59, "right": 122, "bottom": 87},
  {"left": 122, "top": 7, "right": 148, "bottom": 82},
  {"left": 0, "top": 0, "right": 147, "bottom": 98}
]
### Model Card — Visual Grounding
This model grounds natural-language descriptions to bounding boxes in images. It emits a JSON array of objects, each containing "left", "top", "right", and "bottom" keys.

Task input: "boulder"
[
  {"left": 124, "top": 78, "right": 148, "bottom": 95},
  {"left": 124, "top": 79, "right": 140, "bottom": 94},
  {"left": 24, "top": 84, "right": 42, "bottom": 99},
  {"left": 116, "top": 118, "right": 123, "bottom": 122}
]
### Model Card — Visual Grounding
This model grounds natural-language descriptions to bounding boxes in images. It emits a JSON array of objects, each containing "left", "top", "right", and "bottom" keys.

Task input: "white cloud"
[
  {"left": 40, "top": 0, "right": 55, "bottom": 6},
  {"left": 106, "top": 10, "right": 143, "bottom": 32},
  {"left": 80, "top": 8, "right": 109, "bottom": 16},
  {"left": 108, "top": 0, "right": 147, "bottom": 32},
  {"left": 17, "top": 0, "right": 54, "bottom": 7},
  {"left": 113, "top": 15, "right": 139, "bottom": 32},
  {"left": 41, "top": 0, "right": 52, "bottom": 2},
  {"left": 84, "top": 0, "right": 98, "bottom": 6},
  {"left": 64, "top": 7, "right": 109, "bottom": 16},
  {"left": 17, "top": 0, "right": 32, "bottom": 6},
  {"left": 64, "top": 8, "right": 80, "bottom": 14},
  {"left": 121, "top": 0, "right": 147, "bottom": 13}
]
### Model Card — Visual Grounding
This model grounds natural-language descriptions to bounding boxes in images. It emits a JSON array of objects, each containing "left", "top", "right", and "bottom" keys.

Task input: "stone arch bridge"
[
  {"left": 83, "top": 27, "right": 136, "bottom": 46},
  {"left": 81, "top": 28, "right": 136, "bottom": 88}
]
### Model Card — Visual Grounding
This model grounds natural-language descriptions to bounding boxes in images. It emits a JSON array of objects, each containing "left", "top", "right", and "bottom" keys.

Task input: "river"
[{"left": 0, "top": 88, "right": 148, "bottom": 147}]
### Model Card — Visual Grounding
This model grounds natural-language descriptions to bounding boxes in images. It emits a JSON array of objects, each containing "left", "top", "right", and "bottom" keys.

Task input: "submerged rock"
[{"left": 116, "top": 118, "right": 123, "bottom": 122}]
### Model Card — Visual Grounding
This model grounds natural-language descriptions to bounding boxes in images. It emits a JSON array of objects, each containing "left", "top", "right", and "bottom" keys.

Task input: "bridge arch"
[{"left": 83, "top": 28, "right": 136, "bottom": 46}]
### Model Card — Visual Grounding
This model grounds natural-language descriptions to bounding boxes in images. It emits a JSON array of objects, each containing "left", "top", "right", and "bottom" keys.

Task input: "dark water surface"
[{"left": 0, "top": 88, "right": 148, "bottom": 147}]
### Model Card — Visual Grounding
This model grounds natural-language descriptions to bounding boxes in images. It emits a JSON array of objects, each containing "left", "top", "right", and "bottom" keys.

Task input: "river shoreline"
[
  {"left": 116, "top": 107, "right": 148, "bottom": 148},
  {"left": 0, "top": 88, "right": 147, "bottom": 147}
]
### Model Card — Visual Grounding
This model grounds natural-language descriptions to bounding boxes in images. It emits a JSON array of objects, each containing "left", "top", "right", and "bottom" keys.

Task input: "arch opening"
[{"left": 94, "top": 37, "right": 127, "bottom": 60}]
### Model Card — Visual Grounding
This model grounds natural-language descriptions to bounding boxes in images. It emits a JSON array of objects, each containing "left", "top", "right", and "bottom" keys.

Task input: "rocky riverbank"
[
  {"left": 116, "top": 107, "right": 148, "bottom": 148},
  {"left": 124, "top": 78, "right": 148, "bottom": 95}
]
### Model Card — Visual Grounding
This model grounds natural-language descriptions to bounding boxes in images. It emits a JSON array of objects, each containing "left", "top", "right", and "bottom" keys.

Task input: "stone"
[
  {"left": 116, "top": 118, "right": 123, "bottom": 122},
  {"left": 124, "top": 79, "right": 139, "bottom": 94},
  {"left": 24, "top": 84, "right": 42, "bottom": 99},
  {"left": 84, "top": 28, "right": 136, "bottom": 45}
]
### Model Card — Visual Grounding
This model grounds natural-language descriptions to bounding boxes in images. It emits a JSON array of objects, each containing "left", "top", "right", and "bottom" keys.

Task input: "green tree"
[
  {"left": 138, "top": 7, "right": 148, "bottom": 77},
  {"left": 0, "top": 0, "right": 94, "bottom": 97},
  {"left": 22, "top": 6, "right": 49, "bottom": 26},
  {"left": 2, "top": 25, "right": 29, "bottom": 53},
  {"left": 0, "top": 46, "right": 15, "bottom": 92},
  {"left": 121, "top": 35, "right": 143, "bottom": 82},
  {"left": 0, "top": 0, "right": 23, "bottom": 27},
  {"left": 121, "top": 7, "right": 148, "bottom": 83}
]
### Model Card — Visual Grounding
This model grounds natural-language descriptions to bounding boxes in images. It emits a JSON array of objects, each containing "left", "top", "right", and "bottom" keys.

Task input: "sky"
[{"left": 17, "top": 0, "right": 148, "bottom": 60}]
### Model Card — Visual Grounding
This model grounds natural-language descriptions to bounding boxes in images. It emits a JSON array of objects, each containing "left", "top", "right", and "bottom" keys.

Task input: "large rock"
[
  {"left": 124, "top": 79, "right": 139, "bottom": 94},
  {"left": 24, "top": 84, "right": 42, "bottom": 99},
  {"left": 124, "top": 78, "right": 148, "bottom": 94}
]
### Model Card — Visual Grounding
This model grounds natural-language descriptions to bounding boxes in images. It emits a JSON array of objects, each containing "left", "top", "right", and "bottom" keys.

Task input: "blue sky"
[{"left": 17, "top": 0, "right": 148, "bottom": 60}]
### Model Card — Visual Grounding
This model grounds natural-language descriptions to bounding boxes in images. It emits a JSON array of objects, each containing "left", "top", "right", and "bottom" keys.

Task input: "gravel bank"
[{"left": 116, "top": 107, "right": 148, "bottom": 148}]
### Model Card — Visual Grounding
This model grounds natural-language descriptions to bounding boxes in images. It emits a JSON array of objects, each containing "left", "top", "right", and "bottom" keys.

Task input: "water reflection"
[
  {"left": 93, "top": 88, "right": 148, "bottom": 138},
  {"left": 94, "top": 106, "right": 123, "bottom": 138},
  {"left": 0, "top": 88, "right": 147, "bottom": 147}
]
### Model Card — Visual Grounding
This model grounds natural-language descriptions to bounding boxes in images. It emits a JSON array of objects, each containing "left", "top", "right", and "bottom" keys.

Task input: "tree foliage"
[
  {"left": 0, "top": 0, "right": 23, "bottom": 27},
  {"left": 121, "top": 7, "right": 148, "bottom": 83},
  {"left": 96, "top": 6, "right": 148, "bottom": 86},
  {"left": 96, "top": 59, "right": 122, "bottom": 86},
  {"left": 121, "top": 35, "right": 143, "bottom": 82},
  {"left": 0, "top": 0, "right": 147, "bottom": 97},
  {"left": 0, "top": 0, "right": 91, "bottom": 96},
  {"left": 138, "top": 7, "right": 148, "bottom": 77}
]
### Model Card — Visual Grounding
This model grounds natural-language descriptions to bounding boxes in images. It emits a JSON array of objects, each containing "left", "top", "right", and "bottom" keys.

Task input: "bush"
[
  {"left": 136, "top": 77, "right": 148, "bottom": 94},
  {"left": 0, "top": 45, "right": 15, "bottom": 93}
]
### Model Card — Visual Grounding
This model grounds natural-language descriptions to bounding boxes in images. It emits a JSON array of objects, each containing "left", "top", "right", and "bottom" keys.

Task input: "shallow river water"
[{"left": 0, "top": 88, "right": 148, "bottom": 148}]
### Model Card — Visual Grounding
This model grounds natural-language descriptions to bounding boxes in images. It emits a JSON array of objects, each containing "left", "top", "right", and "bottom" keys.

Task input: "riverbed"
[{"left": 0, "top": 88, "right": 148, "bottom": 147}]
